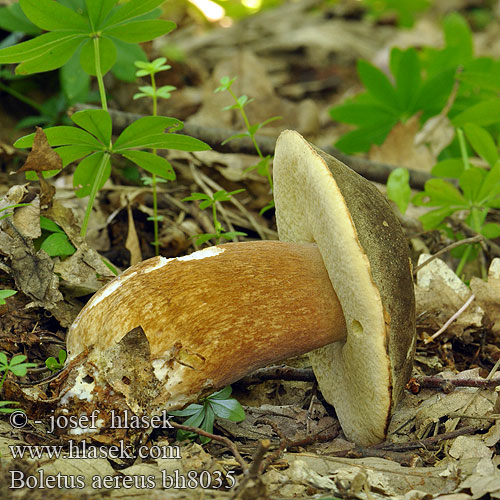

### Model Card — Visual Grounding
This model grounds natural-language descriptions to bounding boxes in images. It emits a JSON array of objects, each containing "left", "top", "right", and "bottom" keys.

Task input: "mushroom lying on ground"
[{"left": 61, "top": 130, "right": 415, "bottom": 446}]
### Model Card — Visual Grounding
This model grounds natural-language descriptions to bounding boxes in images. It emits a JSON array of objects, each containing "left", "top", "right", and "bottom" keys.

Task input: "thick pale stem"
[{"left": 66, "top": 241, "right": 346, "bottom": 403}]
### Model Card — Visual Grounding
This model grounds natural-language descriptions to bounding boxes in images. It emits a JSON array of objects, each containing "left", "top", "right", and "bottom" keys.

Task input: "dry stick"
[
  {"left": 374, "top": 426, "right": 478, "bottom": 451},
  {"left": 424, "top": 293, "right": 476, "bottom": 344},
  {"left": 170, "top": 421, "right": 248, "bottom": 473},
  {"left": 415, "top": 375, "right": 500, "bottom": 391},
  {"left": 72, "top": 104, "right": 436, "bottom": 190},
  {"left": 413, "top": 235, "right": 483, "bottom": 274}
]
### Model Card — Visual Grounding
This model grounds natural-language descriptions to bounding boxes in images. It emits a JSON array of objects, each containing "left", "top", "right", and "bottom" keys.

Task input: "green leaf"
[
  {"left": 113, "top": 116, "right": 183, "bottom": 149},
  {"left": 79, "top": 37, "right": 117, "bottom": 76},
  {"left": 413, "top": 179, "right": 466, "bottom": 206},
  {"left": 452, "top": 99, "right": 500, "bottom": 127},
  {"left": 194, "top": 233, "right": 216, "bottom": 245},
  {"left": 113, "top": 133, "right": 210, "bottom": 152},
  {"left": 478, "top": 163, "right": 500, "bottom": 203},
  {"left": 15, "top": 126, "right": 102, "bottom": 149},
  {"left": 60, "top": 49, "right": 90, "bottom": 102},
  {"left": 209, "top": 386, "right": 232, "bottom": 400},
  {"left": 121, "top": 151, "right": 175, "bottom": 180},
  {"left": 387, "top": 167, "right": 411, "bottom": 214},
  {"left": 0, "top": 290, "right": 17, "bottom": 305},
  {"left": 394, "top": 48, "right": 421, "bottom": 112},
  {"left": 183, "top": 193, "right": 211, "bottom": 202},
  {"left": 54, "top": 145, "right": 95, "bottom": 166},
  {"left": 463, "top": 123, "right": 498, "bottom": 167},
  {"left": 71, "top": 109, "right": 112, "bottom": 145},
  {"left": 431, "top": 158, "right": 464, "bottom": 178},
  {"left": 209, "top": 398, "right": 245, "bottom": 421},
  {"left": 104, "top": 0, "right": 168, "bottom": 26},
  {"left": 169, "top": 404, "right": 203, "bottom": 417},
  {"left": 419, "top": 206, "right": 456, "bottom": 230},
  {"left": 221, "top": 132, "right": 250, "bottom": 146},
  {"left": 41, "top": 233, "right": 76, "bottom": 257},
  {"left": 459, "top": 167, "right": 485, "bottom": 202},
  {"left": 0, "top": 32, "right": 71, "bottom": 64},
  {"left": 0, "top": 4, "right": 41, "bottom": 34},
  {"left": 112, "top": 39, "right": 147, "bottom": 82},
  {"left": 481, "top": 222, "right": 500, "bottom": 239},
  {"left": 414, "top": 67, "right": 455, "bottom": 117},
  {"left": 334, "top": 120, "right": 397, "bottom": 154},
  {"left": 199, "top": 199, "right": 213, "bottom": 210},
  {"left": 19, "top": 0, "right": 88, "bottom": 31},
  {"left": 40, "top": 216, "right": 63, "bottom": 233},
  {"left": 104, "top": 19, "right": 175, "bottom": 43},
  {"left": 357, "top": 59, "right": 398, "bottom": 109},
  {"left": 73, "top": 152, "right": 111, "bottom": 197},
  {"left": 86, "top": 0, "right": 117, "bottom": 28},
  {"left": 329, "top": 102, "right": 395, "bottom": 126}
]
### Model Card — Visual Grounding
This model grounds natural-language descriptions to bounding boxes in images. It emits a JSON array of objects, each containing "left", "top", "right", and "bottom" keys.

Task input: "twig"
[
  {"left": 414, "top": 235, "right": 483, "bottom": 274},
  {"left": 411, "top": 374, "right": 500, "bottom": 392},
  {"left": 374, "top": 426, "right": 478, "bottom": 451},
  {"left": 170, "top": 421, "right": 248, "bottom": 473},
  {"left": 72, "top": 104, "right": 438, "bottom": 190},
  {"left": 424, "top": 293, "right": 476, "bottom": 344}
]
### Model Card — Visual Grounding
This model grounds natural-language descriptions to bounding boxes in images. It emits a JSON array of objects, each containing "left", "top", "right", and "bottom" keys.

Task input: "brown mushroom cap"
[{"left": 273, "top": 130, "right": 416, "bottom": 446}]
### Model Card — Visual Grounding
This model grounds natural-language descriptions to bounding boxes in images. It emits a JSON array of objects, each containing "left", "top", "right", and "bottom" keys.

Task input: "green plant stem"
[
  {"left": 212, "top": 202, "right": 220, "bottom": 244},
  {"left": 227, "top": 88, "right": 273, "bottom": 190},
  {"left": 0, "top": 80, "right": 43, "bottom": 112},
  {"left": 0, "top": 370, "right": 8, "bottom": 394},
  {"left": 151, "top": 73, "right": 159, "bottom": 255},
  {"left": 80, "top": 152, "right": 110, "bottom": 237},
  {"left": 457, "top": 128, "right": 471, "bottom": 170},
  {"left": 93, "top": 36, "right": 108, "bottom": 112},
  {"left": 455, "top": 244, "right": 472, "bottom": 278}
]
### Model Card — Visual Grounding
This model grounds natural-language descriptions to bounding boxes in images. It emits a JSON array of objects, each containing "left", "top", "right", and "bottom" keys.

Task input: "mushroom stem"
[{"left": 67, "top": 241, "right": 346, "bottom": 403}]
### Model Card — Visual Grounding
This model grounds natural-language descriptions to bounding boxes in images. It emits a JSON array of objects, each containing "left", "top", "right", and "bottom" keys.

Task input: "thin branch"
[
  {"left": 72, "top": 104, "right": 437, "bottom": 190},
  {"left": 170, "top": 421, "right": 248, "bottom": 473},
  {"left": 411, "top": 374, "right": 500, "bottom": 392},
  {"left": 414, "top": 235, "right": 483, "bottom": 274}
]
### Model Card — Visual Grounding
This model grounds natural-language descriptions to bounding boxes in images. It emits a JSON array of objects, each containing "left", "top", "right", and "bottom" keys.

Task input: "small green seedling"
[
  {"left": 183, "top": 189, "right": 247, "bottom": 245},
  {"left": 0, "top": 353, "right": 37, "bottom": 414},
  {"left": 169, "top": 386, "right": 245, "bottom": 444},
  {"left": 215, "top": 76, "right": 281, "bottom": 214},
  {"left": 134, "top": 57, "right": 177, "bottom": 256},
  {"left": 45, "top": 349, "right": 67, "bottom": 372},
  {"left": 37, "top": 216, "right": 76, "bottom": 257}
]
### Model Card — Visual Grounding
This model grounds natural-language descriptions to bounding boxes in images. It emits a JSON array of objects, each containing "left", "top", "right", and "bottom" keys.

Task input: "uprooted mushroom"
[{"left": 56, "top": 130, "right": 415, "bottom": 447}]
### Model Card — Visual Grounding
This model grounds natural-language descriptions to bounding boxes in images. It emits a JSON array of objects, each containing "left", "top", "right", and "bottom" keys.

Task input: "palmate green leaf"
[
  {"left": 52, "top": 145, "right": 94, "bottom": 167},
  {"left": 103, "top": 20, "right": 175, "bottom": 43},
  {"left": 194, "top": 233, "right": 217, "bottom": 245},
  {"left": 103, "top": 0, "right": 167, "bottom": 26},
  {"left": 86, "top": 0, "right": 117, "bottom": 29},
  {"left": 113, "top": 116, "right": 183, "bottom": 149},
  {"left": 79, "top": 37, "right": 117, "bottom": 76},
  {"left": 71, "top": 109, "right": 112, "bottom": 146},
  {"left": 478, "top": 163, "right": 500, "bottom": 203},
  {"left": 15, "top": 126, "right": 102, "bottom": 149},
  {"left": 114, "top": 134, "right": 210, "bottom": 152},
  {"left": 463, "top": 123, "right": 498, "bottom": 167},
  {"left": 112, "top": 39, "right": 147, "bottom": 82},
  {"left": 60, "top": 49, "right": 90, "bottom": 102},
  {"left": 415, "top": 67, "right": 455, "bottom": 118},
  {"left": 199, "top": 199, "right": 213, "bottom": 210},
  {"left": 387, "top": 167, "right": 411, "bottom": 214},
  {"left": 183, "top": 193, "right": 211, "bottom": 202},
  {"left": 0, "top": 352, "right": 8, "bottom": 366},
  {"left": 209, "top": 386, "right": 232, "bottom": 400},
  {"left": 357, "top": 59, "right": 398, "bottom": 109},
  {"left": 73, "top": 152, "right": 111, "bottom": 197},
  {"left": 220, "top": 231, "right": 247, "bottom": 240},
  {"left": 121, "top": 150, "right": 175, "bottom": 180},
  {"left": 19, "top": 0, "right": 88, "bottom": 31}
]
